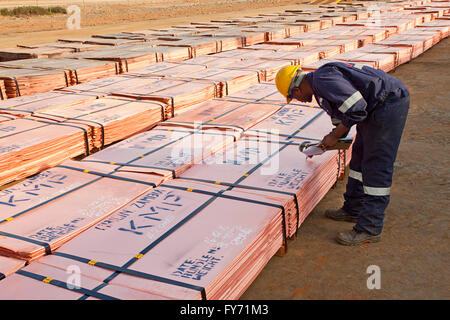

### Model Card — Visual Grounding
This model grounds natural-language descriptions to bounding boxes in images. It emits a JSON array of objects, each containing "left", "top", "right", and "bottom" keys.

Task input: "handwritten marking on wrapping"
[
  {"left": 171, "top": 246, "right": 224, "bottom": 281},
  {"left": 28, "top": 218, "right": 85, "bottom": 243}
]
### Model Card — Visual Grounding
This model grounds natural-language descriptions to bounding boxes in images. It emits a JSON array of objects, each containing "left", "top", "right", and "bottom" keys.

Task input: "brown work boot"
[
  {"left": 325, "top": 208, "right": 358, "bottom": 222},
  {"left": 336, "top": 229, "right": 381, "bottom": 246}
]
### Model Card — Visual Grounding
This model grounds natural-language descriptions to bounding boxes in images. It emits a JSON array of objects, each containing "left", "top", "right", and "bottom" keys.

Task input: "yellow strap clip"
[
  {"left": 88, "top": 260, "right": 98, "bottom": 266},
  {"left": 134, "top": 253, "right": 144, "bottom": 259},
  {"left": 42, "top": 277, "right": 53, "bottom": 283}
]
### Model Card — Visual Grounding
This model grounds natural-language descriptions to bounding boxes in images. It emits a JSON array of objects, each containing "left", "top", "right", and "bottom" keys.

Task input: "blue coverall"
[{"left": 305, "top": 62, "right": 410, "bottom": 235}]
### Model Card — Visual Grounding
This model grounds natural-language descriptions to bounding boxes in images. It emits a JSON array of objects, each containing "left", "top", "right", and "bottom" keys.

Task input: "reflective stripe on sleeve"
[
  {"left": 363, "top": 186, "right": 391, "bottom": 196},
  {"left": 338, "top": 91, "right": 363, "bottom": 113},
  {"left": 348, "top": 169, "right": 362, "bottom": 182}
]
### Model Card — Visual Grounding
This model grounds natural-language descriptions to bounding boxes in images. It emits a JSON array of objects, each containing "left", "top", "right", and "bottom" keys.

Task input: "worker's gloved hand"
[{"left": 319, "top": 133, "right": 339, "bottom": 150}]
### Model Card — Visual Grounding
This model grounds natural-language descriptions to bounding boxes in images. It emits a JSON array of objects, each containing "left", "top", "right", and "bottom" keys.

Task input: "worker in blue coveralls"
[{"left": 275, "top": 62, "right": 409, "bottom": 245}]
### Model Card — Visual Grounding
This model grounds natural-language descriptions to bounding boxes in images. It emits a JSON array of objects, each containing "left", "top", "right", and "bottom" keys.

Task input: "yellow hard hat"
[{"left": 275, "top": 65, "right": 306, "bottom": 104}]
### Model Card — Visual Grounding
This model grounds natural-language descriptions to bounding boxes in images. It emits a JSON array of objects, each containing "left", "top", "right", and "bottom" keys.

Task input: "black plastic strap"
[
  {"left": 0, "top": 231, "right": 52, "bottom": 255},
  {"left": 57, "top": 164, "right": 156, "bottom": 187},
  {"left": 13, "top": 77, "right": 21, "bottom": 97},
  {"left": 52, "top": 252, "right": 207, "bottom": 300},
  {"left": 0, "top": 175, "right": 104, "bottom": 225},
  {"left": 82, "top": 160, "right": 176, "bottom": 179},
  {"left": 161, "top": 183, "right": 288, "bottom": 250},
  {"left": 16, "top": 269, "right": 119, "bottom": 300}
]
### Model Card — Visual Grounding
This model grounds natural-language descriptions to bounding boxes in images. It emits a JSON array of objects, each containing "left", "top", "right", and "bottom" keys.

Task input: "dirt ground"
[
  {"left": 0, "top": 1, "right": 448, "bottom": 300},
  {"left": 241, "top": 37, "right": 450, "bottom": 300}
]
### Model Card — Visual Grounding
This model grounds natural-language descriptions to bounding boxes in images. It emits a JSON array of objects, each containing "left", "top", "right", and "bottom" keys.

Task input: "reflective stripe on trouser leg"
[
  {"left": 354, "top": 93, "right": 409, "bottom": 235},
  {"left": 343, "top": 128, "right": 364, "bottom": 217}
]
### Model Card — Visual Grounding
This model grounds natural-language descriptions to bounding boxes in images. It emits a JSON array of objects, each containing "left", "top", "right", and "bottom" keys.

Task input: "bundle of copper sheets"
[
  {"left": 81, "top": 126, "right": 239, "bottom": 179},
  {"left": 0, "top": 178, "right": 284, "bottom": 299},
  {"left": 31, "top": 97, "right": 166, "bottom": 150},
  {"left": 162, "top": 98, "right": 281, "bottom": 132},
  {"left": 176, "top": 68, "right": 261, "bottom": 97},
  {"left": 0, "top": 91, "right": 100, "bottom": 118},
  {"left": 0, "top": 58, "right": 119, "bottom": 86},
  {"left": 63, "top": 47, "right": 158, "bottom": 73},
  {"left": 0, "top": 46, "right": 75, "bottom": 62},
  {"left": 110, "top": 78, "right": 217, "bottom": 117},
  {"left": 0, "top": 117, "right": 91, "bottom": 186},
  {"left": 0, "top": 67, "right": 69, "bottom": 99},
  {"left": 0, "top": 256, "right": 25, "bottom": 280},
  {"left": 222, "top": 59, "right": 293, "bottom": 82},
  {"left": 0, "top": 160, "right": 160, "bottom": 261}
]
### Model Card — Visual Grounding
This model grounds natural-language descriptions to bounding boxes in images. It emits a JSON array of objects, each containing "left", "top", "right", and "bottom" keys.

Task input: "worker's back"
[{"left": 310, "top": 62, "right": 409, "bottom": 114}]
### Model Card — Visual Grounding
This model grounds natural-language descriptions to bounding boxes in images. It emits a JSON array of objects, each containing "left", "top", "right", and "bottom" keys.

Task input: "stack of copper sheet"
[
  {"left": 176, "top": 56, "right": 243, "bottom": 69},
  {"left": 0, "top": 58, "right": 119, "bottom": 86},
  {"left": 162, "top": 98, "right": 281, "bottom": 132},
  {"left": 0, "top": 91, "right": 100, "bottom": 118},
  {"left": 31, "top": 97, "right": 166, "bottom": 150},
  {"left": 138, "top": 63, "right": 208, "bottom": 78},
  {"left": 0, "top": 67, "right": 69, "bottom": 99},
  {"left": 357, "top": 44, "right": 413, "bottom": 67},
  {"left": 156, "top": 38, "right": 219, "bottom": 57},
  {"left": 332, "top": 51, "right": 396, "bottom": 72},
  {"left": 177, "top": 68, "right": 261, "bottom": 97},
  {"left": 179, "top": 136, "right": 340, "bottom": 239},
  {"left": 0, "top": 256, "right": 25, "bottom": 280},
  {"left": 154, "top": 46, "right": 193, "bottom": 62},
  {"left": 58, "top": 75, "right": 162, "bottom": 96},
  {"left": 222, "top": 59, "right": 293, "bottom": 82},
  {"left": 0, "top": 118, "right": 91, "bottom": 186},
  {"left": 417, "top": 20, "right": 450, "bottom": 38},
  {"left": 375, "top": 34, "right": 426, "bottom": 58},
  {"left": 0, "top": 160, "right": 160, "bottom": 261},
  {"left": 18, "top": 42, "right": 106, "bottom": 53},
  {"left": 0, "top": 80, "right": 5, "bottom": 100},
  {"left": 0, "top": 46, "right": 75, "bottom": 62},
  {"left": 81, "top": 126, "right": 239, "bottom": 179},
  {"left": 63, "top": 47, "right": 158, "bottom": 73},
  {"left": 58, "top": 37, "right": 145, "bottom": 47},
  {"left": 110, "top": 78, "right": 217, "bottom": 117},
  {"left": 302, "top": 58, "right": 376, "bottom": 72},
  {"left": 273, "top": 48, "right": 321, "bottom": 66},
  {"left": 0, "top": 262, "right": 169, "bottom": 300},
  {"left": 122, "top": 61, "right": 186, "bottom": 77},
  {"left": 0, "top": 178, "right": 285, "bottom": 299}
]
